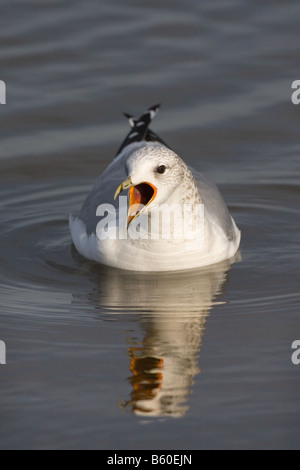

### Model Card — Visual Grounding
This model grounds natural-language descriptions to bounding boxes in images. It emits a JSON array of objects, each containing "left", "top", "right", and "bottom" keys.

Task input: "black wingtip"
[
  {"left": 148, "top": 103, "right": 161, "bottom": 112},
  {"left": 115, "top": 104, "right": 169, "bottom": 157},
  {"left": 123, "top": 112, "right": 136, "bottom": 128},
  {"left": 123, "top": 104, "right": 161, "bottom": 121}
]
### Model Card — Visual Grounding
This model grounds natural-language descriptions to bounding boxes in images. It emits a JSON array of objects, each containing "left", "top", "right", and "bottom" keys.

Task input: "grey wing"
[{"left": 191, "top": 168, "right": 236, "bottom": 241}]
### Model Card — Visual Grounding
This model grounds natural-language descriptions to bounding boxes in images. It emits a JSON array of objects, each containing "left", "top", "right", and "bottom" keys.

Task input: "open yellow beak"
[
  {"left": 114, "top": 177, "right": 134, "bottom": 201},
  {"left": 114, "top": 177, "right": 157, "bottom": 226}
]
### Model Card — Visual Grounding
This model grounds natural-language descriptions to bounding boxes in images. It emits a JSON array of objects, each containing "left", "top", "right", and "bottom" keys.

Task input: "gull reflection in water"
[{"left": 86, "top": 256, "right": 237, "bottom": 418}]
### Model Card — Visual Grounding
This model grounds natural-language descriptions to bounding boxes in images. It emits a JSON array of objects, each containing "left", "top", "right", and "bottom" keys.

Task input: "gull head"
[{"left": 114, "top": 145, "right": 199, "bottom": 226}]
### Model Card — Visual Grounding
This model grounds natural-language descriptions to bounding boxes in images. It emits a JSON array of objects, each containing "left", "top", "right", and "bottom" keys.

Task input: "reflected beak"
[{"left": 114, "top": 177, "right": 157, "bottom": 226}]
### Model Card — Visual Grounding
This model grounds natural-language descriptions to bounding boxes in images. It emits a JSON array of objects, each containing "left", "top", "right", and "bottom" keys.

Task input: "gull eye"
[{"left": 157, "top": 165, "right": 166, "bottom": 174}]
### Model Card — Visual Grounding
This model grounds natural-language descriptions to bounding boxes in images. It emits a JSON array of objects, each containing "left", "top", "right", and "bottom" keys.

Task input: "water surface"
[{"left": 0, "top": 0, "right": 300, "bottom": 450}]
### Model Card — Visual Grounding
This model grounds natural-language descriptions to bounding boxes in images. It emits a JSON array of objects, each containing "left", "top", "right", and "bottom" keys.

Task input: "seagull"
[{"left": 70, "top": 105, "right": 241, "bottom": 272}]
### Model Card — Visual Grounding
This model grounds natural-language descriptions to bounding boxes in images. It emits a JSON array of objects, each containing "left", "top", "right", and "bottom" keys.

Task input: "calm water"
[{"left": 1, "top": 0, "right": 300, "bottom": 450}]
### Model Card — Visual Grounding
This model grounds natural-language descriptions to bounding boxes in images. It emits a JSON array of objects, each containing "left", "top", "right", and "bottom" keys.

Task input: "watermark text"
[
  {"left": 0, "top": 341, "right": 6, "bottom": 365},
  {"left": 291, "top": 340, "right": 300, "bottom": 365},
  {"left": 96, "top": 197, "right": 205, "bottom": 248},
  {"left": 107, "top": 454, "right": 192, "bottom": 467},
  {"left": 0, "top": 80, "right": 6, "bottom": 104},
  {"left": 291, "top": 80, "right": 300, "bottom": 105}
]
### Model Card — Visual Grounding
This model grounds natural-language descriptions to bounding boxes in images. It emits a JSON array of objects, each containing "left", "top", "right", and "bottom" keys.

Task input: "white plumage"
[{"left": 70, "top": 107, "right": 241, "bottom": 272}]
